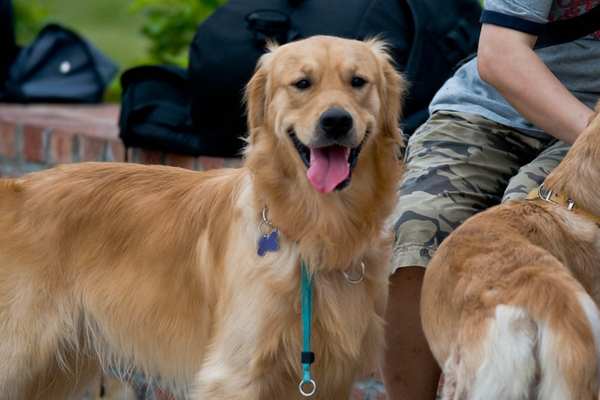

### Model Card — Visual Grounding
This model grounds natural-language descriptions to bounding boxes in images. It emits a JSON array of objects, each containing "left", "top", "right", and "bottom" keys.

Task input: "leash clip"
[
  {"left": 257, "top": 206, "right": 280, "bottom": 256},
  {"left": 258, "top": 206, "right": 275, "bottom": 234}
]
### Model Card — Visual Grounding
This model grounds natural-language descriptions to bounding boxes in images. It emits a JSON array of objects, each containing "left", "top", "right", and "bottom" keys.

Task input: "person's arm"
[{"left": 477, "top": 24, "right": 595, "bottom": 144}]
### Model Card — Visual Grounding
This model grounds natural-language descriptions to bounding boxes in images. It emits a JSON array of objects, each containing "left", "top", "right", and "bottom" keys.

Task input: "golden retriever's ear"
[
  {"left": 244, "top": 51, "right": 274, "bottom": 140},
  {"left": 245, "top": 63, "right": 267, "bottom": 136},
  {"left": 366, "top": 39, "right": 406, "bottom": 141}
]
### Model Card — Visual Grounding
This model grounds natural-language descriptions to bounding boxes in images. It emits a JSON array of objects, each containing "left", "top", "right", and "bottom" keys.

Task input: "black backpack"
[
  {"left": 119, "top": 65, "right": 214, "bottom": 157},
  {"left": 187, "top": 0, "right": 482, "bottom": 157},
  {"left": 1, "top": 24, "right": 118, "bottom": 103}
]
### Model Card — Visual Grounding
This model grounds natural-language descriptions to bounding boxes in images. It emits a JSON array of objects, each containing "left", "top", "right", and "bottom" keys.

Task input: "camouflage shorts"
[{"left": 391, "top": 111, "right": 570, "bottom": 273}]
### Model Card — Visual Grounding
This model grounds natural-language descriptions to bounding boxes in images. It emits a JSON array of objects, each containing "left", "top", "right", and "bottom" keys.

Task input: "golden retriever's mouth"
[{"left": 288, "top": 129, "right": 367, "bottom": 193}]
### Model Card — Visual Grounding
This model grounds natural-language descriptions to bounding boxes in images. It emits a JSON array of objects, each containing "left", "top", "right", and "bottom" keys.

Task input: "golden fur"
[
  {"left": 0, "top": 36, "right": 404, "bottom": 399},
  {"left": 421, "top": 102, "right": 600, "bottom": 400}
]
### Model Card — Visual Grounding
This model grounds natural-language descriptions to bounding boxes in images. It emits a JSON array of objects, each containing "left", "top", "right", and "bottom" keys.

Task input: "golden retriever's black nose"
[{"left": 319, "top": 108, "right": 353, "bottom": 139}]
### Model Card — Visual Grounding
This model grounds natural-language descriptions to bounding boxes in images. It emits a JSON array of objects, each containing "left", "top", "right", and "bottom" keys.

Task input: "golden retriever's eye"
[
  {"left": 351, "top": 76, "right": 367, "bottom": 89},
  {"left": 293, "top": 79, "right": 312, "bottom": 90}
]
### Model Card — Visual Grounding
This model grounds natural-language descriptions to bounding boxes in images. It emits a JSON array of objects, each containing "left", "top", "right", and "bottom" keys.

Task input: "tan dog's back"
[{"left": 422, "top": 109, "right": 600, "bottom": 400}]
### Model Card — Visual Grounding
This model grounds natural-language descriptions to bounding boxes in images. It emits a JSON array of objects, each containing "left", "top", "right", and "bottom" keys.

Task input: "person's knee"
[
  {"left": 388, "top": 266, "right": 426, "bottom": 307},
  {"left": 390, "top": 266, "right": 425, "bottom": 286}
]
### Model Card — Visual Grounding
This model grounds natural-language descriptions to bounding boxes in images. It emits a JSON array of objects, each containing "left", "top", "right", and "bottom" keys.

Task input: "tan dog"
[
  {"left": 0, "top": 36, "right": 404, "bottom": 399},
  {"left": 421, "top": 103, "right": 600, "bottom": 400}
]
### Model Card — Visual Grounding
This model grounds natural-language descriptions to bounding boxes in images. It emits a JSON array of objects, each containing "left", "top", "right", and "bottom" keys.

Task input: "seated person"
[{"left": 382, "top": 0, "right": 600, "bottom": 399}]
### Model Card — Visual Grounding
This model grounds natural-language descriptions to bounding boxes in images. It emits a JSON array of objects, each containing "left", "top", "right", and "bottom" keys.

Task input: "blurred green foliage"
[
  {"left": 131, "top": 0, "right": 226, "bottom": 66},
  {"left": 13, "top": 0, "right": 47, "bottom": 44}
]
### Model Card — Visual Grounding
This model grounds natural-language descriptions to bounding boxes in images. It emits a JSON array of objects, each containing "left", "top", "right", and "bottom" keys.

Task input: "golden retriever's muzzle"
[{"left": 288, "top": 107, "right": 366, "bottom": 194}]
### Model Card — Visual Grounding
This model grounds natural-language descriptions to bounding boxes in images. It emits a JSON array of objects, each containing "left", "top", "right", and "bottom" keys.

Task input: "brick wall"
[{"left": 0, "top": 104, "right": 241, "bottom": 177}]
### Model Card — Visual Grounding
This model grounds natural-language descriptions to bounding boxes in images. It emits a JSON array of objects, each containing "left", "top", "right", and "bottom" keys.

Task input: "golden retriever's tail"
[{"left": 441, "top": 263, "right": 600, "bottom": 400}]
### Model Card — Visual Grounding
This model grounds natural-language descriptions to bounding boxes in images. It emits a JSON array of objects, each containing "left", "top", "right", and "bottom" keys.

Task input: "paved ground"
[{"left": 81, "top": 374, "right": 388, "bottom": 399}]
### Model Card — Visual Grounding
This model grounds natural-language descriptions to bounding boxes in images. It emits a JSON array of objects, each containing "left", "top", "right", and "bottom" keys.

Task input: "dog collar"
[{"left": 526, "top": 183, "right": 600, "bottom": 225}]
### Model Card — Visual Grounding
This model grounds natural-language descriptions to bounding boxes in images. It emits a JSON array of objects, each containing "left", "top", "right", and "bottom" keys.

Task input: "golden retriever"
[
  {"left": 421, "top": 103, "right": 600, "bottom": 400},
  {"left": 0, "top": 35, "right": 404, "bottom": 399}
]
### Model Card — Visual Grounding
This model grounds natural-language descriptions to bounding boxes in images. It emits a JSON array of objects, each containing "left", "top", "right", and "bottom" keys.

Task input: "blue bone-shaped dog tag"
[{"left": 258, "top": 230, "right": 280, "bottom": 256}]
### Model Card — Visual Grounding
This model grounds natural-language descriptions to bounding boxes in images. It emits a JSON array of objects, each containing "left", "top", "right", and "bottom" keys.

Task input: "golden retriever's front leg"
[
  {"left": 192, "top": 359, "right": 261, "bottom": 400},
  {"left": 192, "top": 343, "right": 298, "bottom": 400}
]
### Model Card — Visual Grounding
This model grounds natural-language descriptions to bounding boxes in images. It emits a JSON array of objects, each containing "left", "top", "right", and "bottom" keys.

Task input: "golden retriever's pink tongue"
[{"left": 307, "top": 146, "right": 350, "bottom": 193}]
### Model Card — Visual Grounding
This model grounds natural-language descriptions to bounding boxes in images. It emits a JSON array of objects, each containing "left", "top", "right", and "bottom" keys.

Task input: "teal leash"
[
  {"left": 299, "top": 260, "right": 317, "bottom": 397},
  {"left": 256, "top": 208, "right": 364, "bottom": 397}
]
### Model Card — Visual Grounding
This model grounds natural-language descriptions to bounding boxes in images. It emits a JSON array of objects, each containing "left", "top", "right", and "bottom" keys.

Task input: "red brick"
[
  {"left": 48, "top": 130, "right": 74, "bottom": 164},
  {"left": 106, "top": 141, "right": 126, "bottom": 162},
  {"left": 198, "top": 156, "right": 225, "bottom": 171},
  {"left": 139, "top": 149, "right": 163, "bottom": 165},
  {"left": 0, "top": 121, "right": 17, "bottom": 159},
  {"left": 22, "top": 125, "right": 46, "bottom": 162},
  {"left": 80, "top": 136, "right": 107, "bottom": 162},
  {"left": 165, "top": 153, "right": 196, "bottom": 170}
]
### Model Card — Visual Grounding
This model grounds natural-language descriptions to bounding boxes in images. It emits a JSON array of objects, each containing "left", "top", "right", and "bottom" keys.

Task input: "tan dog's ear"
[
  {"left": 245, "top": 64, "right": 267, "bottom": 138},
  {"left": 244, "top": 49, "right": 275, "bottom": 142},
  {"left": 366, "top": 39, "right": 406, "bottom": 142}
]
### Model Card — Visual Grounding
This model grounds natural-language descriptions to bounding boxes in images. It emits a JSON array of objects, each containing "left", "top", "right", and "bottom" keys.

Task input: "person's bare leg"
[{"left": 382, "top": 267, "right": 441, "bottom": 400}]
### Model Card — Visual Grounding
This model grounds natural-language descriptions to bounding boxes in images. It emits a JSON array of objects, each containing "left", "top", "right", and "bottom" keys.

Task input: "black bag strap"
[
  {"left": 537, "top": 4, "right": 600, "bottom": 48},
  {"left": 481, "top": 4, "right": 600, "bottom": 48}
]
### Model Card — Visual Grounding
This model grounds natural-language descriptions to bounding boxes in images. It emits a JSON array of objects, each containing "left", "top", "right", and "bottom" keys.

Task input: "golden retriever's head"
[
  {"left": 245, "top": 35, "right": 404, "bottom": 194},
  {"left": 544, "top": 101, "right": 600, "bottom": 216}
]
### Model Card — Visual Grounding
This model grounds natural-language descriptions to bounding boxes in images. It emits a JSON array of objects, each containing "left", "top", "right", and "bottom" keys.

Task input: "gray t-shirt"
[{"left": 430, "top": 0, "right": 600, "bottom": 139}]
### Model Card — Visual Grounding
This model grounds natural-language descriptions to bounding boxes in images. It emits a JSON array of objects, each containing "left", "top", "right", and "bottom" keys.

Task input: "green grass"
[{"left": 39, "top": 0, "right": 147, "bottom": 70}]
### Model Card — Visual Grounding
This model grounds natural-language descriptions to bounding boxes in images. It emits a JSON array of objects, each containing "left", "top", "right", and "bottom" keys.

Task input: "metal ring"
[
  {"left": 299, "top": 379, "right": 317, "bottom": 397},
  {"left": 539, "top": 184, "right": 554, "bottom": 202},
  {"left": 261, "top": 206, "right": 274, "bottom": 228},
  {"left": 258, "top": 220, "right": 272, "bottom": 236},
  {"left": 343, "top": 261, "right": 365, "bottom": 284}
]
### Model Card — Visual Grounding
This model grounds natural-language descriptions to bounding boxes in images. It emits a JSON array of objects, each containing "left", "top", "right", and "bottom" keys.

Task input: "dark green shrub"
[
  {"left": 13, "top": 0, "right": 47, "bottom": 44},
  {"left": 131, "top": 0, "right": 225, "bottom": 66}
]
